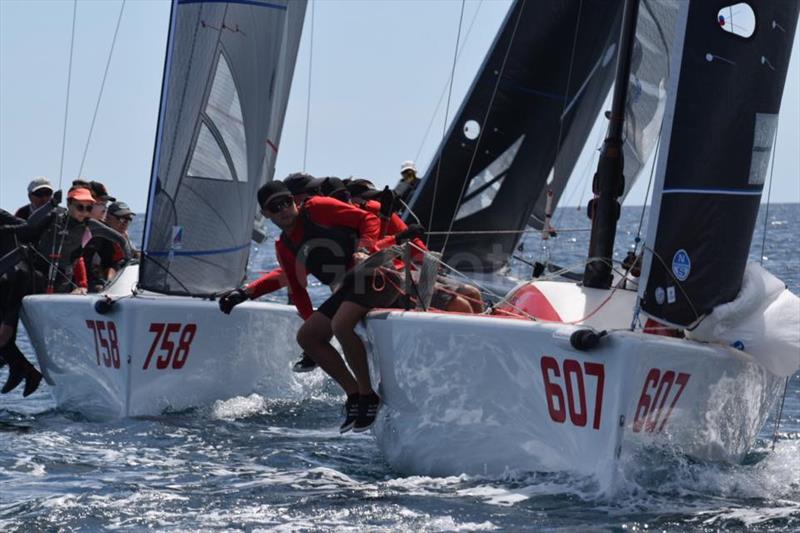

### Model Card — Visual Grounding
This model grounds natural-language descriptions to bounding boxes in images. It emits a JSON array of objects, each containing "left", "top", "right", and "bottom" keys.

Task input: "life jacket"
[
  {"left": 280, "top": 208, "right": 358, "bottom": 286},
  {"left": 34, "top": 210, "right": 86, "bottom": 289}
]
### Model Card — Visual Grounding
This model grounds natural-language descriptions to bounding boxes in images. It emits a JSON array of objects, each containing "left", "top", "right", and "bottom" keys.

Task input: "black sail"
[
  {"left": 406, "top": 0, "right": 623, "bottom": 273},
  {"left": 639, "top": 1, "right": 799, "bottom": 327},
  {"left": 140, "top": 0, "right": 306, "bottom": 295}
]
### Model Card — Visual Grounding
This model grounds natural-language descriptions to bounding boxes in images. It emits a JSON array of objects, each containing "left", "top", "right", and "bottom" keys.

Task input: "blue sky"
[{"left": 1, "top": 0, "right": 798, "bottom": 213}]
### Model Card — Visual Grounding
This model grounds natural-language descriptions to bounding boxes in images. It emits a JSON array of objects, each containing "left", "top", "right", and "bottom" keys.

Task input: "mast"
[{"left": 582, "top": 0, "right": 639, "bottom": 289}]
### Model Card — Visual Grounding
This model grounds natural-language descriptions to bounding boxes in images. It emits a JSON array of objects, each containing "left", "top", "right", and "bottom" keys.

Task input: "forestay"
[
  {"left": 406, "top": 0, "right": 623, "bottom": 273},
  {"left": 140, "top": 0, "right": 306, "bottom": 295},
  {"left": 639, "top": 1, "right": 799, "bottom": 327}
]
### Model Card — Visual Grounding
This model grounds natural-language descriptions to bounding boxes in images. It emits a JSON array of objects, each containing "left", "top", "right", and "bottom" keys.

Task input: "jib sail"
[{"left": 140, "top": 0, "right": 306, "bottom": 295}]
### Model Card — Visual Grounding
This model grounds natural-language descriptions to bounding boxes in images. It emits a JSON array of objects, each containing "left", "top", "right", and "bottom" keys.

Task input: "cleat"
[
  {"left": 292, "top": 352, "right": 318, "bottom": 373},
  {"left": 352, "top": 393, "right": 381, "bottom": 433},
  {"left": 339, "top": 394, "right": 360, "bottom": 434}
]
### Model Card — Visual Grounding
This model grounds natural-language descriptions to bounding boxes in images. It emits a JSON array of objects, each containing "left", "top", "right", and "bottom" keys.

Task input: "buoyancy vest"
[
  {"left": 280, "top": 209, "right": 358, "bottom": 286},
  {"left": 34, "top": 210, "right": 86, "bottom": 286}
]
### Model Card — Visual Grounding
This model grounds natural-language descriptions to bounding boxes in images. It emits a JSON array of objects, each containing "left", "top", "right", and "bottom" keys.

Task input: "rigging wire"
[
  {"left": 771, "top": 376, "right": 790, "bottom": 450},
  {"left": 78, "top": 0, "right": 126, "bottom": 179},
  {"left": 302, "top": 0, "right": 315, "bottom": 171},
  {"left": 426, "top": 0, "right": 467, "bottom": 248},
  {"left": 58, "top": 0, "right": 78, "bottom": 189},
  {"left": 413, "top": 0, "right": 484, "bottom": 164}
]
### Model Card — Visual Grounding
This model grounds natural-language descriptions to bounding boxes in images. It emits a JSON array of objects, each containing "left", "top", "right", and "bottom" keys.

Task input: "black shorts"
[{"left": 317, "top": 271, "right": 403, "bottom": 319}]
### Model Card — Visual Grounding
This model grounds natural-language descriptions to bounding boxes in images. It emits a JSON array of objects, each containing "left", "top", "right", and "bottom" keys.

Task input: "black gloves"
[
  {"left": 219, "top": 288, "right": 249, "bottom": 314},
  {"left": 395, "top": 224, "right": 425, "bottom": 244}
]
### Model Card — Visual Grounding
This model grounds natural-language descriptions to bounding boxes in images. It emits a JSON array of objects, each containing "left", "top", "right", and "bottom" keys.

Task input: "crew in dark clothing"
[
  {"left": 0, "top": 187, "right": 94, "bottom": 396},
  {"left": 219, "top": 180, "right": 401, "bottom": 433},
  {"left": 83, "top": 201, "right": 134, "bottom": 292},
  {"left": 283, "top": 172, "right": 324, "bottom": 204},
  {"left": 14, "top": 177, "right": 54, "bottom": 220},
  {"left": 393, "top": 160, "right": 420, "bottom": 205}
]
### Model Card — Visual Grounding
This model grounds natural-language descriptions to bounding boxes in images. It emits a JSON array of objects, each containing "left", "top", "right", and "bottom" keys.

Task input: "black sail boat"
[{"left": 363, "top": 0, "right": 800, "bottom": 478}]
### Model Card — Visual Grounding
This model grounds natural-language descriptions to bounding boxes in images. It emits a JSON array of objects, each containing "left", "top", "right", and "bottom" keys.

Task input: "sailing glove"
[
  {"left": 395, "top": 224, "right": 425, "bottom": 244},
  {"left": 219, "top": 287, "right": 249, "bottom": 314}
]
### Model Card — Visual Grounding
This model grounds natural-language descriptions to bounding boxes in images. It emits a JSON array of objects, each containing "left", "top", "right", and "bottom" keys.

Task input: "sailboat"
[
  {"left": 362, "top": 0, "right": 800, "bottom": 477},
  {"left": 21, "top": 0, "right": 308, "bottom": 418}
]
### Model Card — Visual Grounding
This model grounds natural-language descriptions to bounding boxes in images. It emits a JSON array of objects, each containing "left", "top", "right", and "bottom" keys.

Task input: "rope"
[
  {"left": 759, "top": 117, "right": 780, "bottom": 265},
  {"left": 414, "top": 0, "right": 484, "bottom": 163},
  {"left": 439, "top": 2, "right": 525, "bottom": 256},
  {"left": 302, "top": 0, "right": 314, "bottom": 171},
  {"left": 425, "top": 227, "right": 590, "bottom": 236},
  {"left": 78, "top": 0, "right": 126, "bottom": 179},
  {"left": 426, "top": 0, "right": 467, "bottom": 248},
  {"left": 58, "top": 0, "right": 78, "bottom": 189},
  {"left": 771, "top": 376, "right": 790, "bottom": 450}
]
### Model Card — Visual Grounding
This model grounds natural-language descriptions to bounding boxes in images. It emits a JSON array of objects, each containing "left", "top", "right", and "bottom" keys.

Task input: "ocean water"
[{"left": 1, "top": 204, "right": 798, "bottom": 531}]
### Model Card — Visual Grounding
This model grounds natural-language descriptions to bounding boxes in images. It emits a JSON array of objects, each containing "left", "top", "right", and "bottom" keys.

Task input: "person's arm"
[
  {"left": 72, "top": 256, "right": 88, "bottom": 293},
  {"left": 246, "top": 267, "right": 288, "bottom": 298},
  {"left": 307, "top": 197, "right": 380, "bottom": 252},
  {"left": 276, "top": 240, "right": 314, "bottom": 319}
]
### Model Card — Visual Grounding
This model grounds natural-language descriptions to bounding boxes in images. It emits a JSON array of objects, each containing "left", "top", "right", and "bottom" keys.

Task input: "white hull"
[
  {"left": 21, "top": 266, "right": 305, "bottom": 419},
  {"left": 364, "top": 282, "right": 785, "bottom": 478}
]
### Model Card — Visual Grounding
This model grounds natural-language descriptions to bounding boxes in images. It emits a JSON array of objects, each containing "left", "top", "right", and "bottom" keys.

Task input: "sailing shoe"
[
  {"left": 339, "top": 394, "right": 360, "bottom": 434},
  {"left": 352, "top": 393, "right": 382, "bottom": 433},
  {"left": 292, "top": 352, "right": 318, "bottom": 373},
  {"left": 22, "top": 368, "right": 43, "bottom": 397}
]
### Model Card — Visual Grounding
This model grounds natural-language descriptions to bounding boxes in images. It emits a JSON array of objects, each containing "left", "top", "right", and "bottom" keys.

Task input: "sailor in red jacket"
[{"left": 219, "top": 180, "right": 402, "bottom": 433}]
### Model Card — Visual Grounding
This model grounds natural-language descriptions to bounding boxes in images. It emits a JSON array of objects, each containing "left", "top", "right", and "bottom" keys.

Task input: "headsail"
[
  {"left": 639, "top": 1, "right": 799, "bottom": 327},
  {"left": 406, "top": 0, "right": 623, "bottom": 273},
  {"left": 140, "top": 0, "right": 306, "bottom": 295}
]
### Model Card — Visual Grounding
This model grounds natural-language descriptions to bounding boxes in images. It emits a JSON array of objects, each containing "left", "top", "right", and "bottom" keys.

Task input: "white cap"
[
  {"left": 400, "top": 160, "right": 417, "bottom": 174},
  {"left": 27, "top": 176, "right": 53, "bottom": 194}
]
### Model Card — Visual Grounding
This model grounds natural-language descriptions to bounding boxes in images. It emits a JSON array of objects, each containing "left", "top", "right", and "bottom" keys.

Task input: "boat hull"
[
  {"left": 364, "top": 310, "right": 783, "bottom": 478},
  {"left": 22, "top": 288, "right": 305, "bottom": 419}
]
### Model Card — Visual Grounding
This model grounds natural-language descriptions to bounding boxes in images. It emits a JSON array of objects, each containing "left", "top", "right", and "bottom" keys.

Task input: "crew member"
[
  {"left": 219, "top": 180, "right": 401, "bottom": 433},
  {"left": 14, "top": 177, "right": 54, "bottom": 220}
]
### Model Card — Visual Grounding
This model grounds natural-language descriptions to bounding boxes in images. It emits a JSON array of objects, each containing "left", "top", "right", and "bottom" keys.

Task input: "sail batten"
[{"left": 140, "top": 0, "right": 306, "bottom": 295}]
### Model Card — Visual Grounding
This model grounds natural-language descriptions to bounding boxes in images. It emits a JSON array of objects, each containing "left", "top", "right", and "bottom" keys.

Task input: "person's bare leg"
[
  {"left": 458, "top": 285, "right": 484, "bottom": 313},
  {"left": 296, "top": 312, "right": 358, "bottom": 395},
  {"left": 330, "top": 302, "right": 373, "bottom": 395},
  {"left": 445, "top": 294, "right": 472, "bottom": 313}
]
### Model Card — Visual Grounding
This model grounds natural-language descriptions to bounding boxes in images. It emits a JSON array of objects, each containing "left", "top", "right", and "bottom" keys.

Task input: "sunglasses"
[
  {"left": 71, "top": 203, "right": 93, "bottom": 213},
  {"left": 112, "top": 214, "right": 133, "bottom": 223},
  {"left": 31, "top": 189, "right": 53, "bottom": 198},
  {"left": 262, "top": 197, "right": 293, "bottom": 214}
]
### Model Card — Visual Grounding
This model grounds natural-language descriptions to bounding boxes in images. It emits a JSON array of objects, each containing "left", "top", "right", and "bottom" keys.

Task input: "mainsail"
[
  {"left": 406, "top": 0, "right": 623, "bottom": 273},
  {"left": 639, "top": 1, "right": 799, "bottom": 327},
  {"left": 140, "top": 0, "right": 306, "bottom": 295}
]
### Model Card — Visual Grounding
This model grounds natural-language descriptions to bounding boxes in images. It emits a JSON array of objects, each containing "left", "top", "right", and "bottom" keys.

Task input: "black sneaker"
[
  {"left": 352, "top": 393, "right": 381, "bottom": 433},
  {"left": 339, "top": 394, "right": 360, "bottom": 434},
  {"left": 292, "top": 352, "right": 318, "bottom": 373}
]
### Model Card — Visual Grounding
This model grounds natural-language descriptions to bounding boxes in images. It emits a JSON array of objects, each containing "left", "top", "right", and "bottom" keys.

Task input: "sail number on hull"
[
  {"left": 633, "top": 369, "right": 691, "bottom": 433},
  {"left": 86, "top": 320, "right": 121, "bottom": 369},
  {"left": 540, "top": 356, "right": 605, "bottom": 430},
  {"left": 143, "top": 323, "right": 198, "bottom": 370}
]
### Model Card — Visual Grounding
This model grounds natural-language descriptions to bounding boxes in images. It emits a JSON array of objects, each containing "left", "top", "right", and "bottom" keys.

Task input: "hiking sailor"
[
  {"left": 219, "top": 180, "right": 403, "bottom": 432},
  {"left": 14, "top": 177, "right": 54, "bottom": 220},
  {"left": 0, "top": 186, "right": 99, "bottom": 396},
  {"left": 82, "top": 200, "right": 135, "bottom": 292}
]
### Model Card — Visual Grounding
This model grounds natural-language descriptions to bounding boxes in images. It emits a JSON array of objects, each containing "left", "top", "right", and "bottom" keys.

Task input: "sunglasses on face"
[
  {"left": 112, "top": 214, "right": 133, "bottom": 223},
  {"left": 262, "top": 197, "right": 293, "bottom": 214},
  {"left": 72, "top": 203, "right": 93, "bottom": 213},
  {"left": 31, "top": 189, "right": 53, "bottom": 198}
]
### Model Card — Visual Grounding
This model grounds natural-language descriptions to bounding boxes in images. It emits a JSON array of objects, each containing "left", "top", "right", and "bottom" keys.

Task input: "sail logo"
[
  {"left": 171, "top": 226, "right": 184, "bottom": 250},
  {"left": 672, "top": 249, "right": 691, "bottom": 281}
]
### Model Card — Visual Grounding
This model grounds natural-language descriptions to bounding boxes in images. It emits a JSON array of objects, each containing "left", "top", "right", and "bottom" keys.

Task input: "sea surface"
[{"left": 1, "top": 204, "right": 798, "bottom": 531}]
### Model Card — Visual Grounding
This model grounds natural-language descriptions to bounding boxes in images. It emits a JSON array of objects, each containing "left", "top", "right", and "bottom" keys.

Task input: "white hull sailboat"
[
  {"left": 22, "top": 265, "right": 304, "bottom": 418},
  {"left": 364, "top": 0, "right": 800, "bottom": 478},
  {"left": 20, "top": 0, "right": 309, "bottom": 418}
]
